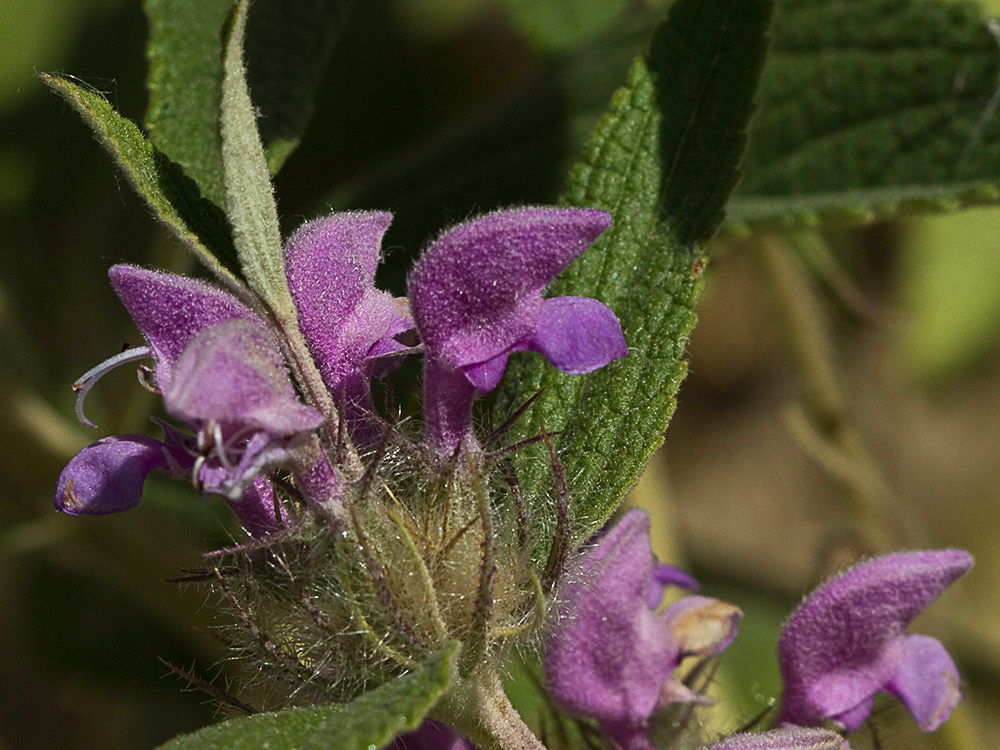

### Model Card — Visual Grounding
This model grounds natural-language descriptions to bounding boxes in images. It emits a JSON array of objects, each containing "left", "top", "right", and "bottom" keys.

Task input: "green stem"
[
  {"left": 432, "top": 672, "right": 545, "bottom": 750},
  {"left": 754, "top": 233, "right": 902, "bottom": 552}
]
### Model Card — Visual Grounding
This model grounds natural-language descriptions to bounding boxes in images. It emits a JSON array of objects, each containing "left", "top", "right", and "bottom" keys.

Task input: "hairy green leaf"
[
  {"left": 220, "top": 0, "right": 292, "bottom": 315},
  {"left": 39, "top": 73, "right": 246, "bottom": 295},
  {"left": 155, "top": 642, "right": 458, "bottom": 750},
  {"left": 493, "top": 0, "right": 773, "bottom": 535},
  {"left": 145, "top": 0, "right": 348, "bottom": 198},
  {"left": 145, "top": 0, "right": 231, "bottom": 207},
  {"left": 728, "top": 0, "right": 1000, "bottom": 231}
]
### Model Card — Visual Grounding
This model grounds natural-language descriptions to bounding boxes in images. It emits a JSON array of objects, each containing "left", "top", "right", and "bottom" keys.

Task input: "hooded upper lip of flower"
[
  {"left": 777, "top": 549, "right": 972, "bottom": 733},
  {"left": 407, "top": 206, "right": 627, "bottom": 455},
  {"left": 544, "top": 509, "right": 741, "bottom": 750}
]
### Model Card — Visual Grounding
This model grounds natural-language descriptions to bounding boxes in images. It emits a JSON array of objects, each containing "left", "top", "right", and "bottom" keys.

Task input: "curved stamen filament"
[{"left": 72, "top": 345, "right": 152, "bottom": 428}]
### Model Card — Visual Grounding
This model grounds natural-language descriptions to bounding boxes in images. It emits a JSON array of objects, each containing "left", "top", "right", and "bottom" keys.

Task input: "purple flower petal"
[
  {"left": 162, "top": 319, "right": 324, "bottom": 499},
  {"left": 164, "top": 319, "right": 323, "bottom": 435},
  {"left": 523, "top": 296, "right": 627, "bottom": 375},
  {"left": 777, "top": 550, "right": 972, "bottom": 732},
  {"left": 706, "top": 728, "right": 845, "bottom": 750},
  {"left": 648, "top": 563, "right": 699, "bottom": 607},
  {"left": 546, "top": 510, "right": 676, "bottom": 725},
  {"left": 408, "top": 207, "right": 621, "bottom": 453},
  {"left": 109, "top": 265, "right": 258, "bottom": 392},
  {"left": 54, "top": 435, "right": 170, "bottom": 515},
  {"left": 885, "top": 634, "right": 962, "bottom": 731},
  {"left": 224, "top": 476, "right": 283, "bottom": 537},
  {"left": 546, "top": 509, "right": 740, "bottom": 748},
  {"left": 284, "top": 212, "right": 414, "bottom": 409},
  {"left": 409, "top": 207, "right": 612, "bottom": 372}
]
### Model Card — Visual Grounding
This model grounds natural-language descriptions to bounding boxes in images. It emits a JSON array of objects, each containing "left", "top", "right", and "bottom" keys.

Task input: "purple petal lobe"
[
  {"left": 164, "top": 319, "right": 323, "bottom": 435},
  {"left": 885, "top": 634, "right": 962, "bottom": 731},
  {"left": 285, "top": 211, "right": 414, "bottom": 398},
  {"left": 55, "top": 435, "right": 168, "bottom": 515},
  {"left": 525, "top": 296, "right": 626, "bottom": 375},
  {"left": 546, "top": 510, "right": 675, "bottom": 725},
  {"left": 109, "top": 265, "right": 258, "bottom": 392},
  {"left": 706, "top": 728, "right": 845, "bottom": 750},
  {"left": 461, "top": 355, "right": 509, "bottom": 393},
  {"left": 778, "top": 549, "right": 972, "bottom": 731},
  {"left": 225, "top": 476, "right": 283, "bottom": 538}
]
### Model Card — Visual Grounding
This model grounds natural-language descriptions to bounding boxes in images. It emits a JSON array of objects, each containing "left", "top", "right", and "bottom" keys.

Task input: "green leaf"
[
  {"left": 493, "top": 0, "right": 773, "bottom": 535},
  {"left": 243, "top": 0, "right": 354, "bottom": 173},
  {"left": 497, "top": 0, "right": 629, "bottom": 55},
  {"left": 145, "top": 0, "right": 348, "bottom": 198},
  {"left": 220, "top": 0, "right": 293, "bottom": 315},
  {"left": 155, "top": 642, "right": 459, "bottom": 750},
  {"left": 728, "top": 0, "right": 1000, "bottom": 232},
  {"left": 145, "top": 0, "right": 231, "bottom": 207},
  {"left": 39, "top": 73, "right": 246, "bottom": 294}
]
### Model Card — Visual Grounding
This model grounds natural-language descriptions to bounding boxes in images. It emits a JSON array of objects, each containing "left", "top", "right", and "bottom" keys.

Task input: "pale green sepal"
[
  {"left": 154, "top": 642, "right": 459, "bottom": 750},
  {"left": 220, "top": 0, "right": 294, "bottom": 317},
  {"left": 39, "top": 73, "right": 250, "bottom": 302},
  {"left": 493, "top": 0, "right": 772, "bottom": 540}
]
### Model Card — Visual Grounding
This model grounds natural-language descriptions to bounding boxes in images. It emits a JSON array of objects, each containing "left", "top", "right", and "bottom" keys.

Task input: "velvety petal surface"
[
  {"left": 524, "top": 296, "right": 628, "bottom": 375},
  {"left": 885, "top": 633, "right": 962, "bottom": 731},
  {"left": 225, "top": 476, "right": 282, "bottom": 538},
  {"left": 285, "top": 211, "right": 413, "bottom": 397},
  {"left": 546, "top": 510, "right": 676, "bottom": 725},
  {"left": 777, "top": 550, "right": 972, "bottom": 731},
  {"left": 54, "top": 435, "right": 169, "bottom": 514},
  {"left": 707, "top": 728, "right": 845, "bottom": 750},
  {"left": 163, "top": 319, "right": 323, "bottom": 435},
  {"left": 109, "top": 265, "right": 258, "bottom": 391},
  {"left": 409, "top": 207, "right": 612, "bottom": 371}
]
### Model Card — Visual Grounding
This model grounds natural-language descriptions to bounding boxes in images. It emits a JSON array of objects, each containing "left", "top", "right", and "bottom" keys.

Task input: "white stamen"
[{"left": 72, "top": 345, "right": 152, "bottom": 428}]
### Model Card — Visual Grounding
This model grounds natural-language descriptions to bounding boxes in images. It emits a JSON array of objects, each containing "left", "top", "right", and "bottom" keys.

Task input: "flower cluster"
[
  {"left": 56, "top": 207, "right": 625, "bottom": 526},
  {"left": 54, "top": 204, "right": 972, "bottom": 750}
]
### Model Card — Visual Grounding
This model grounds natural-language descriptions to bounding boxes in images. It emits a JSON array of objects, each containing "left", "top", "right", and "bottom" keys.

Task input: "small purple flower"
[
  {"left": 55, "top": 266, "right": 323, "bottom": 531},
  {"left": 706, "top": 727, "right": 845, "bottom": 750},
  {"left": 408, "top": 207, "right": 627, "bottom": 455},
  {"left": 285, "top": 211, "right": 414, "bottom": 432},
  {"left": 545, "top": 509, "right": 741, "bottom": 750},
  {"left": 54, "top": 211, "right": 423, "bottom": 530},
  {"left": 777, "top": 550, "right": 972, "bottom": 733}
]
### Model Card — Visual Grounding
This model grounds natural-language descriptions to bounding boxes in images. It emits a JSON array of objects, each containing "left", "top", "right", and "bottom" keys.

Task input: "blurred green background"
[{"left": 2, "top": 0, "right": 1000, "bottom": 748}]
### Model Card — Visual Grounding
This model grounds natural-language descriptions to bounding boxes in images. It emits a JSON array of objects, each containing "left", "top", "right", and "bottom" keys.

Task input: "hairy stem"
[{"left": 432, "top": 672, "right": 545, "bottom": 750}]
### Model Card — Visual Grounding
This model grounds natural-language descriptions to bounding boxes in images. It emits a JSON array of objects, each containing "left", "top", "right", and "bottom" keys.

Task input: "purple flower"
[
  {"left": 706, "top": 727, "right": 845, "bottom": 750},
  {"left": 545, "top": 509, "right": 741, "bottom": 750},
  {"left": 55, "top": 211, "right": 414, "bottom": 530},
  {"left": 55, "top": 266, "right": 324, "bottom": 531},
  {"left": 777, "top": 550, "right": 972, "bottom": 733},
  {"left": 408, "top": 207, "right": 627, "bottom": 455},
  {"left": 285, "top": 211, "right": 414, "bottom": 432}
]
